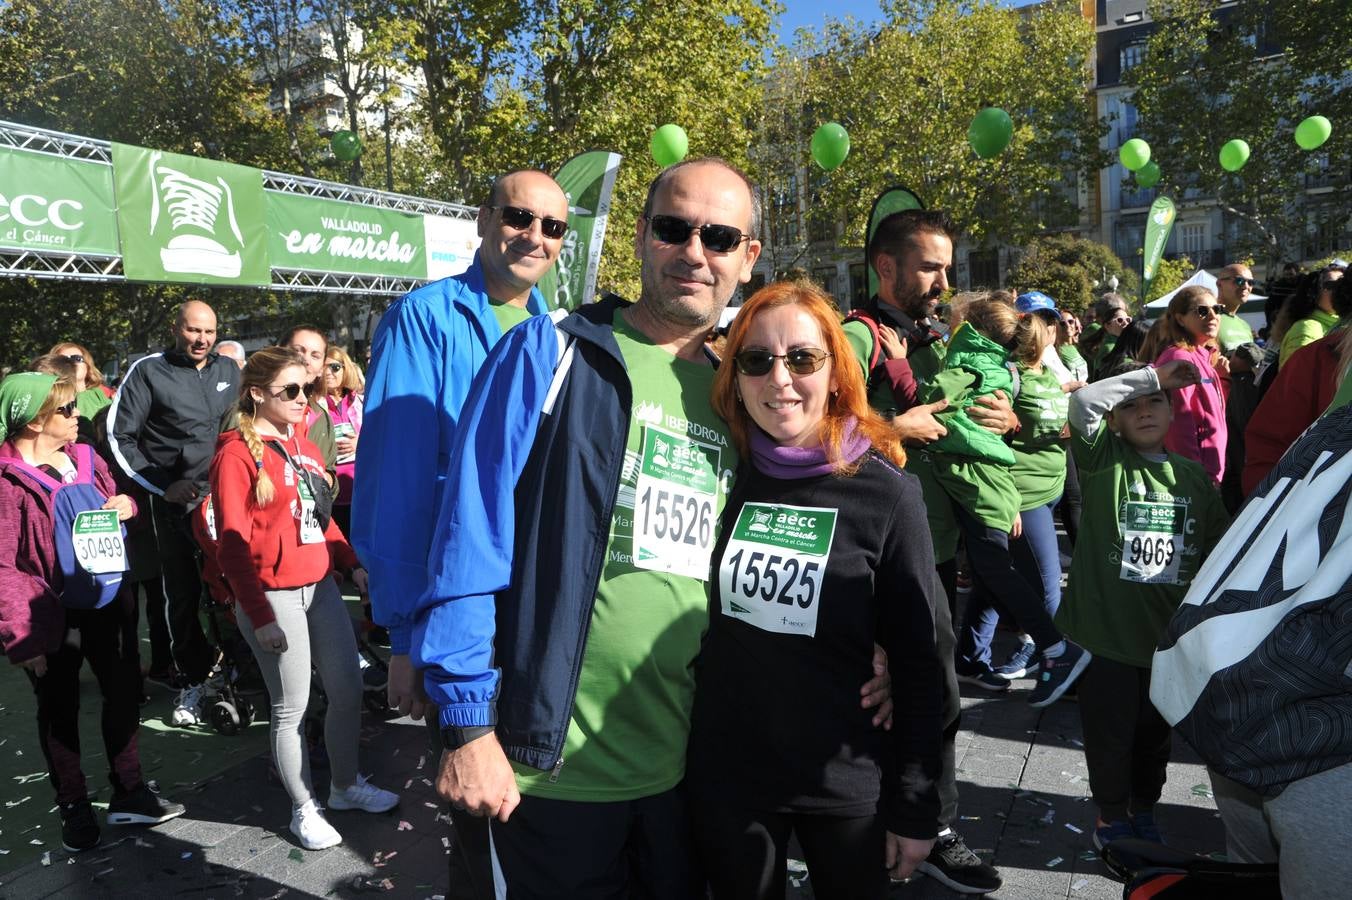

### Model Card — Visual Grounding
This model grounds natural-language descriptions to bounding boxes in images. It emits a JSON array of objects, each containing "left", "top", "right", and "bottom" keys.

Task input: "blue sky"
[{"left": 777, "top": 0, "right": 1044, "bottom": 42}]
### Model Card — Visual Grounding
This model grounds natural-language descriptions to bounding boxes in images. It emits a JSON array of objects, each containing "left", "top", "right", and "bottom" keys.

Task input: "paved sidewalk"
[{"left": 0, "top": 646, "right": 1226, "bottom": 899}]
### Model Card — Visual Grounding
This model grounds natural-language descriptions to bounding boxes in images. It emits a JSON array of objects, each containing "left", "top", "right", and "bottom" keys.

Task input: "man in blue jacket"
[{"left": 351, "top": 169, "right": 569, "bottom": 719}]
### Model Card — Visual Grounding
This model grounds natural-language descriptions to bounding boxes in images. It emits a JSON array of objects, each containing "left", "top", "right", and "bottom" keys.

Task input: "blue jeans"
[{"left": 957, "top": 498, "right": 1064, "bottom": 669}]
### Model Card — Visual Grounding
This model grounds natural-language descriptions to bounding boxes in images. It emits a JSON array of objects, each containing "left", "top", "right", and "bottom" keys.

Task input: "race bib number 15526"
[{"left": 633, "top": 425, "right": 722, "bottom": 581}]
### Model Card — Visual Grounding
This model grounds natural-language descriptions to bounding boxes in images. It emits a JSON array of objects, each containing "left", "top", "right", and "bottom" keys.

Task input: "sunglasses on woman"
[
  {"left": 491, "top": 205, "right": 568, "bottom": 240},
  {"left": 733, "top": 347, "right": 832, "bottom": 377},
  {"left": 63, "top": 353, "right": 85, "bottom": 364},
  {"left": 326, "top": 363, "right": 343, "bottom": 373},
  {"left": 1192, "top": 305, "right": 1219, "bottom": 318},
  {"left": 267, "top": 383, "right": 304, "bottom": 401},
  {"left": 646, "top": 215, "right": 751, "bottom": 253},
  {"left": 54, "top": 400, "right": 79, "bottom": 418}
]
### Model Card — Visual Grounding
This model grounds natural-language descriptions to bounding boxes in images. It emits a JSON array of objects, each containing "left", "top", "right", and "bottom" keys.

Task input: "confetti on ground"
[
  {"left": 1069, "top": 738, "right": 1085, "bottom": 747},
  {"left": 95, "top": 867, "right": 115, "bottom": 877},
  {"left": 1079, "top": 851, "right": 1099, "bottom": 862},
  {"left": 423, "top": 802, "right": 438, "bottom": 809},
  {"left": 397, "top": 820, "right": 413, "bottom": 831},
  {"left": 959, "top": 815, "right": 980, "bottom": 821},
  {"left": 1040, "top": 808, "right": 1056, "bottom": 825},
  {"left": 28, "top": 839, "right": 42, "bottom": 845},
  {"left": 1192, "top": 784, "right": 1215, "bottom": 798},
  {"left": 40, "top": 851, "right": 51, "bottom": 866},
  {"left": 0, "top": 849, "right": 9, "bottom": 856},
  {"left": 1072, "top": 878, "right": 1090, "bottom": 891},
  {"left": 5, "top": 796, "right": 30, "bottom": 808},
  {"left": 1046, "top": 857, "right": 1064, "bottom": 868},
  {"left": 416, "top": 754, "right": 426, "bottom": 771},
  {"left": 181, "top": 851, "right": 193, "bottom": 859},
  {"left": 440, "top": 837, "right": 450, "bottom": 849},
  {"left": 1065, "top": 823, "right": 1083, "bottom": 834},
  {"left": 404, "top": 779, "right": 413, "bottom": 789},
  {"left": 134, "top": 836, "right": 154, "bottom": 848},
  {"left": 288, "top": 848, "right": 305, "bottom": 862},
  {"left": 1018, "top": 838, "right": 1041, "bottom": 847}
]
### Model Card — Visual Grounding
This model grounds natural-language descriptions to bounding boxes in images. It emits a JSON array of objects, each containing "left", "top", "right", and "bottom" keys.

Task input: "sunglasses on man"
[
  {"left": 733, "top": 347, "right": 832, "bottom": 377},
  {"left": 491, "top": 205, "right": 568, "bottom": 240},
  {"left": 646, "top": 215, "right": 751, "bottom": 254},
  {"left": 1223, "top": 276, "right": 1256, "bottom": 288}
]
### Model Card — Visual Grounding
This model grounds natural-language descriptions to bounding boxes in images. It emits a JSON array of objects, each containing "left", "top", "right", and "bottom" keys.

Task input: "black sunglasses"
[
  {"left": 1192, "top": 305, "right": 1219, "bottom": 318},
  {"left": 1224, "top": 276, "right": 1255, "bottom": 287},
  {"left": 55, "top": 400, "right": 79, "bottom": 417},
  {"left": 326, "top": 362, "right": 343, "bottom": 373},
  {"left": 491, "top": 205, "right": 567, "bottom": 240},
  {"left": 63, "top": 353, "right": 85, "bottom": 364},
  {"left": 267, "top": 383, "right": 304, "bottom": 401},
  {"left": 646, "top": 215, "right": 751, "bottom": 253},
  {"left": 733, "top": 348, "right": 832, "bottom": 377}
]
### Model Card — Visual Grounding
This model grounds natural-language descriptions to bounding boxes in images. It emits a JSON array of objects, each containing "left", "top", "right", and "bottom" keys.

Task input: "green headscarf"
[{"left": 0, "top": 372, "right": 57, "bottom": 443}]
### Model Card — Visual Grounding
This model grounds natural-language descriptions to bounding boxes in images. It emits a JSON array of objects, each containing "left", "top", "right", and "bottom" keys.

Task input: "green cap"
[{"left": 0, "top": 372, "right": 58, "bottom": 443}]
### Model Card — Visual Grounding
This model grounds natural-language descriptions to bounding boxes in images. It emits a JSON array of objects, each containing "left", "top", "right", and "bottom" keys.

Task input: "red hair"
[{"left": 712, "top": 281, "right": 905, "bottom": 473}]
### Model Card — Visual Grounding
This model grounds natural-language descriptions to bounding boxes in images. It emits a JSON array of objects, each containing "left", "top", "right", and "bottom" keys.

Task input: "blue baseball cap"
[{"left": 1015, "top": 291, "right": 1058, "bottom": 314}]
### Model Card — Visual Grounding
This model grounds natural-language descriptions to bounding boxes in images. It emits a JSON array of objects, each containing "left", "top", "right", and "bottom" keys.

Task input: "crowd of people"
[{"left": 0, "top": 157, "right": 1348, "bottom": 899}]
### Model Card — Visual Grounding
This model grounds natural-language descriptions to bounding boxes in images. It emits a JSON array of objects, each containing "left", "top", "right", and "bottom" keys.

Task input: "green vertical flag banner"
[
  {"left": 267, "top": 193, "right": 427, "bottom": 278},
  {"left": 539, "top": 150, "right": 622, "bottom": 310},
  {"left": 111, "top": 142, "right": 269, "bottom": 286},
  {"left": 864, "top": 185, "right": 925, "bottom": 301},
  {"left": 1140, "top": 196, "right": 1177, "bottom": 301},
  {"left": 0, "top": 147, "right": 120, "bottom": 255}
]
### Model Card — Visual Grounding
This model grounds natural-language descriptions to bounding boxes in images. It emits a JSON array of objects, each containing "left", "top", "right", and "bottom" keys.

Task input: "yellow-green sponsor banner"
[
  {"left": 0, "top": 147, "right": 120, "bottom": 254},
  {"left": 267, "top": 193, "right": 427, "bottom": 278},
  {"left": 112, "top": 142, "right": 270, "bottom": 286}
]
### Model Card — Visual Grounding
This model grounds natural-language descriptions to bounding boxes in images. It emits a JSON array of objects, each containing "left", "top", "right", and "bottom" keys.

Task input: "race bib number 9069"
[
  {"left": 718, "top": 502, "right": 838, "bottom": 637},
  {"left": 1119, "top": 500, "right": 1185, "bottom": 585},
  {"left": 633, "top": 425, "right": 722, "bottom": 581}
]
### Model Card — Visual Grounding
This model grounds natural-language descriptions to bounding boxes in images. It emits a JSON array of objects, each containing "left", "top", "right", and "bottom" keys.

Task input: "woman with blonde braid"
[{"left": 208, "top": 348, "right": 398, "bottom": 851}]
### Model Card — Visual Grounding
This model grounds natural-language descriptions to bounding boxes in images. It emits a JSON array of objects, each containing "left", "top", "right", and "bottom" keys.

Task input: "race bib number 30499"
[
  {"left": 718, "top": 502, "right": 838, "bottom": 638},
  {"left": 633, "top": 425, "right": 722, "bottom": 581},
  {"left": 72, "top": 509, "right": 128, "bottom": 575}
]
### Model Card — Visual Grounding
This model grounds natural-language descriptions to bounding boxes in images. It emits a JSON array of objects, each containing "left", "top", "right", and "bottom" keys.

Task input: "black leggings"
[{"left": 694, "top": 800, "right": 888, "bottom": 900}]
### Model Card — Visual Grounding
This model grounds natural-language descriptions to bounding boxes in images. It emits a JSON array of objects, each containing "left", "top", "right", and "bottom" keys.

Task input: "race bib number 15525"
[{"left": 718, "top": 502, "right": 838, "bottom": 637}]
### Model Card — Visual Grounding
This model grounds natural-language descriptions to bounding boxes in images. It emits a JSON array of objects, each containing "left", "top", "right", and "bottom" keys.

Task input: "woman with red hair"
[{"left": 687, "top": 281, "right": 945, "bottom": 898}]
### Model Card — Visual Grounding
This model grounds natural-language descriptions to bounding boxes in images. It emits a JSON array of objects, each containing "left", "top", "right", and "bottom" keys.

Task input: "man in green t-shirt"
[{"left": 1215, "top": 262, "right": 1258, "bottom": 353}]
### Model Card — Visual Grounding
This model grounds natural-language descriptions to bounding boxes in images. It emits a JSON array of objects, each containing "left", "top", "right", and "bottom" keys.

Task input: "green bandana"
[{"left": 0, "top": 372, "right": 57, "bottom": 443}]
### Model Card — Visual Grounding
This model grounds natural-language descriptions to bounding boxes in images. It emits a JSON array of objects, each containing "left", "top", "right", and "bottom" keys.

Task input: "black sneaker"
[
  {"left": 993, "top": 641, "right": 1039, "bottom": 680},
  {"left": 145, "top": 666, "right": 188, "bottom": 690},
  {"left": 916, "top": 831, "right": 1003, "bottom": 894},
  {"left": 1028, "top": 641, "right": 1092, "bottom": 708},
  {"left": 59, "top": 799, "right": 100, "bottom": 852},
  {"left": 954, "top": 661, "right": 1011, "bottom": 692},
  {"left": 107, "top": 783, "right": 186, "bottom": 826}
]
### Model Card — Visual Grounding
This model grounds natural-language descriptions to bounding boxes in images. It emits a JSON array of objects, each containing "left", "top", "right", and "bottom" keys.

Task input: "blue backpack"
[{"left": 3, "top": 443, "right": 126, "bottom": 610}]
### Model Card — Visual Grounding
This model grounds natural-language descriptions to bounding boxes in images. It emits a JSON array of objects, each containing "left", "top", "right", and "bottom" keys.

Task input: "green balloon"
[
  {"left": 1219, "top": 139, "right": 1250, "bottom": 172},
  {"left": 810, "top": 122, "right": 851, "bottom": 171},
  {"left": 331, "top": 130, "right": 362, "bottom": 162},
  {"left": 1295, "top": 115, "right": 1332, "bottom": 151},
  {"left": 1135, "top": 160, "right": 1161, "bottom": 189},
  {"left": 1119, "top": 138, "right": 1151, "bottom": 172},
  {"left": 967, "top": 107, "right": 1013, "bottom": 159},
  {"left": 650, "top": 124, "right": 689, "bottom": 167}
]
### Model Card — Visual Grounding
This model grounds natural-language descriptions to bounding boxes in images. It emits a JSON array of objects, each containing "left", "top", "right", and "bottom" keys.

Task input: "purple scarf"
[{"left": 749, "top": 417, "right": 871, "bottom": 479}]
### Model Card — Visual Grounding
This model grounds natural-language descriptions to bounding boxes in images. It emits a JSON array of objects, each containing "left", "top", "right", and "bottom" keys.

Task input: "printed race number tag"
[
  {"left": 294, "top": 472, "right": 325, "bottom": 544},
  {"left": 72, "top": 509, "right": 128, "bottom": 575},
  {"left": 633, "top": 425, "right": 721, "bottom": 581},
  {"left": 718, "top": 502, "right": 838, "bottom": 637},
  {"left": 1119, "top": 500, "right": 1184, "bottom": 584}
]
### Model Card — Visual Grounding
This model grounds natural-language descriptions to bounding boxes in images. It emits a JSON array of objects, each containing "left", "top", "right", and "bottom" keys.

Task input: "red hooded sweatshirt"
[{"left": 208, "top": 429, "right": 357, "bottom": 628}]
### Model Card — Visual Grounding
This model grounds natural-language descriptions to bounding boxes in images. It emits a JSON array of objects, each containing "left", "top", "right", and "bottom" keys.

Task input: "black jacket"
[{"left": 107, "top": 349, "right": 240, "bottom": 501}]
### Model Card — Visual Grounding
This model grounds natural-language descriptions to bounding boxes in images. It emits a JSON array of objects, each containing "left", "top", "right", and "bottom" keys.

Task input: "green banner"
[
  {"left": 1140, "top": 196, "right": 1177, "bottom": 300},
  {"left": 0, "top": 147, "right": 119, "bottom": 254},
  {"left": 865, "top": 185, "right": 925, "bottom": 300},
  {"left": 112, "top": 142, "right": 269, "bottom": 286},
  {"left": 539, "top": 150, "right": 622, "bottom": 310},
  {"left": 268, "top": 193, "right": 426, "bottom": 278}
]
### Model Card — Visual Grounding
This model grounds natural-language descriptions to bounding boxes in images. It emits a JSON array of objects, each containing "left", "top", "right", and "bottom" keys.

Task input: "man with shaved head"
[
  {"left": 354, "top": 169, "right": 570, "bottom": 713},
  {"left": 1214, "top": 262, "right": 1257, "bottom": 353},
  {"left": 108, "top": 299, "right": 240, "bottom": 726}
]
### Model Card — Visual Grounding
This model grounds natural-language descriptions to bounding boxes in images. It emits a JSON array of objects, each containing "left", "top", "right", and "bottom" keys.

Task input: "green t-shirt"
[
  {"left": 75, "top": 386, "right": 111, "bottom": 420},
  {"left": 513, "top": 312, "right": 737, "bottom": 801},
  {"left": 1055, "top": 423, "right": 1229, "bottom": 668},
  {"left": 1216, "top": 311, "right": 1255, "bottom": 354},
  {"left": 1058, "top": 345, "right": 1089, "bottom": 383},
  {"left": 490, "top": 299, "right": 534, "bottom": 335},
  {"left": 1279, "top": 309, "right": 1341, "bottom": 367},
  {"left": 1010, "top": 365, "right": 1069, "bottom": 510}
]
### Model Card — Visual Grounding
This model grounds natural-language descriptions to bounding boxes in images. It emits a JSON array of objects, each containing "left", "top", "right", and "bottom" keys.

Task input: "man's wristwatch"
[{"left": 440, "top": 725, "right": 495, "bottom": 750}]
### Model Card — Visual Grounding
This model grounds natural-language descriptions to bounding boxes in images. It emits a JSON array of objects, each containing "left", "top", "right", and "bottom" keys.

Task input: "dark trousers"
[
  {"left": 130, "top": 576, "right": 172, "bottom": 674},
  {"left": 25, "top": 595, "right": 144, "bottom": 805},
  {"left": 1076, "top": 655, "right": 1172, "bottom": 822},
  {"left": 149, "top": 495, "right": 213, "bottom": 683},
  {"left": 489, "top": 788, "right": 700, "bottom": 900},
  {"left": 426, "top": 718, "right": 497, "bottom": 900},
  {"left": 953, "top": 504, "right": 1062, "bottom": 651},
  {"left": 932, "top": 573, "right": 961, "bottom": 831},
  {"left": 1058, "top": 451, "right": 1081, "bottom": 546},
  {"left": 693, "top": 799, "right": 887, "bottom": 900}
]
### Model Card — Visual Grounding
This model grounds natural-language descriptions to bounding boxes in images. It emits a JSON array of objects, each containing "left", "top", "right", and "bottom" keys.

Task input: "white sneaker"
[
  {"left": 170, "top": 683, "right": 206, "bottom": 726},
  {"left": 289, "top": 801, "right": 342, "bottom": 850},
  {"left": 327, "top": 774, "right": 399, "bottom": 813}
]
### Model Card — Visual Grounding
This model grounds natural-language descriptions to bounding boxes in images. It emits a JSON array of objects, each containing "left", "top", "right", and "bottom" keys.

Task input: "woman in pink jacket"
[{"left": 1141, "top": 286, "right": 1228, "bottom": 484}]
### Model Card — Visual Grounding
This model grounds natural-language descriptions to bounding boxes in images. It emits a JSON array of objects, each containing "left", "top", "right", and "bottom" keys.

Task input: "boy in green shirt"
[{"left": 1058, "top": 360, "right": 1229, "bottom": 851}]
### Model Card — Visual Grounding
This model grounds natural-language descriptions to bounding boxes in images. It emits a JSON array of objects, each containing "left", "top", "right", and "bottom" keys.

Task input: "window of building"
[
  {"left": 1304, "top": 205, "right": 1352, "bottom": 260},
  {"left": 814, "top": 266, "right": 839, "bottom": 302},
  {"left": 849, "top": 262, "right": 868, "bottom": 309},
  {"left": 1120, "top": 41, "right": 1145, "bottom": 72},
  {"left": 967, "top": 248, "right": 1000, "bottom": 289},
  {"left": 771, "top": 175, "right": 799, "bottom": 247},
  {"left": 1114, "top": 218, "right": 1146, "bottom": 273},
  {"left": 1180, "top": 223, "right": 1208, "bottom": 265}
]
